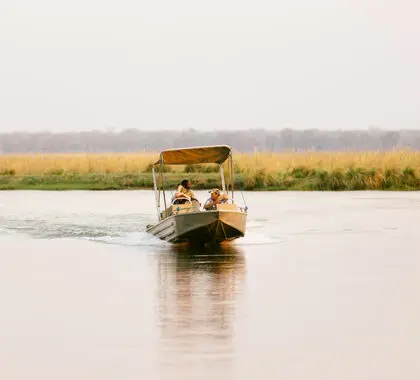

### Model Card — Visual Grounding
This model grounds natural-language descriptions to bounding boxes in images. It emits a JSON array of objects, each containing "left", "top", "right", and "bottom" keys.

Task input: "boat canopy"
[{"left": 155, "top": 145, "right": 232, "bottom": 165}]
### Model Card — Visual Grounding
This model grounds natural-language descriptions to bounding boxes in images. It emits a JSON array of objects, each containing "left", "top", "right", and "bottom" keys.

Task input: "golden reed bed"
[{"left": 1, "top": 151, "right": 420, "bottom": 175}]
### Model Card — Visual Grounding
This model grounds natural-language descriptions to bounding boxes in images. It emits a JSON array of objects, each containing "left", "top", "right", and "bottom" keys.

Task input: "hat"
[{"left": 209, "top": 188, "right": 221, "bottom": 196}]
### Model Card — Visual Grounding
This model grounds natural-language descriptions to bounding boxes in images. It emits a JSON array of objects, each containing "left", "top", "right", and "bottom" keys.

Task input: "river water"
[{"left": 1, "top": 191, "right": 420, "bottom": 380}]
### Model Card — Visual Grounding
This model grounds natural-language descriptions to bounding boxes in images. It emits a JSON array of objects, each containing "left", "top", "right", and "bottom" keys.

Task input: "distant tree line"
[{"left": 0, "top": 128, "right": 419, "bottom": 154}]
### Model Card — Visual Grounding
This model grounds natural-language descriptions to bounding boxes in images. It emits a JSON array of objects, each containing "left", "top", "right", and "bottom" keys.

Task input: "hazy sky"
[{"left": 0, "top": 0, "right": 419, "bottom": 132}]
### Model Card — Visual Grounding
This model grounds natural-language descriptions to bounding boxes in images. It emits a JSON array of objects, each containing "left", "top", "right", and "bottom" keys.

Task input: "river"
[{"left": 1, "top": 191, "right": 420, "bottom": 380}]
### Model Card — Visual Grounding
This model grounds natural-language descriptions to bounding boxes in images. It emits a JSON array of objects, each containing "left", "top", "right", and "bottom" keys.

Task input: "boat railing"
[{"left": 161, "top": 202, "right": 247, "bottom": 219}]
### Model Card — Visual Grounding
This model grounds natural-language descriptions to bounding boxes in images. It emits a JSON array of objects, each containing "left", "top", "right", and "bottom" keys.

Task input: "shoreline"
[
  {"left": 2, "top": 152, "right": 420, "bottom": 191},
  {"left": 1, "top": 169, "right": 420, "bottom": 191}
]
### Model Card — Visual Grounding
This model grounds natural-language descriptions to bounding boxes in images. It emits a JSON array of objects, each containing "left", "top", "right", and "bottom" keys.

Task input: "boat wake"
[
  {"left": 0, "top": 216, "right": 280, "bottom": 247},
  {"left": 0, "top": 215, "right": 156, "bottom": 244},
  {"left": 83, "top": 231, "right": 167, "bottom": 247}
]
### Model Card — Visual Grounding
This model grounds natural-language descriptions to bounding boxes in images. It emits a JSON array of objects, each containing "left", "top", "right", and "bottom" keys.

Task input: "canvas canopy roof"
[{"left": 156, "top": 145, "right": 231, "bottom": 165}]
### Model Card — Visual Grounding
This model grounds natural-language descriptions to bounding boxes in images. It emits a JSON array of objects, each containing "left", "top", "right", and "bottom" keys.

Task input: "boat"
[{"left": 146, "top": 145, "right": 247, "bottom": 245}]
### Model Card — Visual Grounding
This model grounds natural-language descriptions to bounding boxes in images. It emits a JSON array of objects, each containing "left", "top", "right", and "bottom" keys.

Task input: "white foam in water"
[
  {"left": 0, "top": 226, "right": 14, "bottom": 234},
  {"left": 84, "top": 231, "right": 168, "bottom": 247}
]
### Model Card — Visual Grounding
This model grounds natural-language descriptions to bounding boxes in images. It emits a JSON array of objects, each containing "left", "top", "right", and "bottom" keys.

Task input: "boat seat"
[{"left": 172, "top": 204, "right": 200, "bottom": 215}]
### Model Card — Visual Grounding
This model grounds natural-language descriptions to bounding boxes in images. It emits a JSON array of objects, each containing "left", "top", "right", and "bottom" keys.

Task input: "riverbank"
[
  {"left": 1, "top": 167, "right": 420, "bottom": 190},
  {"left": 1, "top": 152, "right": 420, "bottom": 190}
]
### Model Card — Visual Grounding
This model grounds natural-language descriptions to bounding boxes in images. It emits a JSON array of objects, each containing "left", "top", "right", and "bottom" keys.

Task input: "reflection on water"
[
  {"left": 156, "top": 245, "right": 246, "bottom": 377},
  {"left": 2, "top": 191, "right": 420, "bottom": 379}
]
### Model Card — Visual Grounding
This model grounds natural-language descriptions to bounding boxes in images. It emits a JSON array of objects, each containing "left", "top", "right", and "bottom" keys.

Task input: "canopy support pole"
[
  {"left": 219, "top": 164, "right": 226, "bottom": 192},
  {"left": 152, "top": 166, "right": 161, "bottom": 221},
  {"left": 160, "top": 159, "right": 167, "bottom": 216},
  {"left": 230, "top": 154, "right": 234, "bottom": 200}
]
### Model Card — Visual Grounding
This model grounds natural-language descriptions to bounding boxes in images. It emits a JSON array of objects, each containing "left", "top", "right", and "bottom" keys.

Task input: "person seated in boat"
[
  {"left": 174, "top": 179, "right": 200, "bottom": 206},
  {"left": 203, "top": 188, "right": 229, "bottom": 210}
]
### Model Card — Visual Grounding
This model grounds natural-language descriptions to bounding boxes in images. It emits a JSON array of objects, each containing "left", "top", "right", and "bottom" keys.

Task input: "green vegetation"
[
  {"left": 237, "top": 166, "right": 420, "bottom": 191},
  {"left": 1, "top": 167, "right": 420, "bottom": 190}
]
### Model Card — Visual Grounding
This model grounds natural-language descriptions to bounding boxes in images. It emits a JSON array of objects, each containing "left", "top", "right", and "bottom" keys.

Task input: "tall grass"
[
  {"left": 0, "top": 153, "right": 156, "bottom": 175},
  {"left": 234, "top": 151, "right": 420, "bottom": 173},
  {"left": 1, "top": 151, "right": 420, "bottom": 175},
  {"left": 1, "top": 151, "right": 420, "bottom": 190}
]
